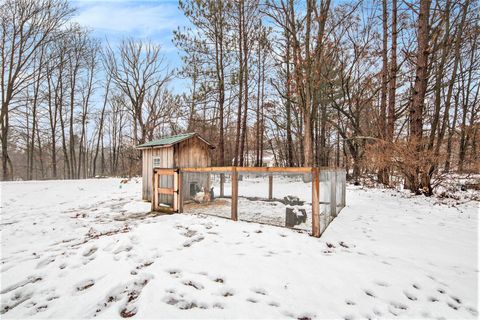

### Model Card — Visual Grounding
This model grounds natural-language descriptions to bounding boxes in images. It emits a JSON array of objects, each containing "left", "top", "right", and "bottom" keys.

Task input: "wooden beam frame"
[
  {"left": 151, "top": 166, "right": 346, "bottom": 238},
  {"left": 158, "top": 187, "right": 174, "bottom": 195},
  {"left": 173, "top": 171, "right": 179, "bottom": 212},
  {"left": 181, "top": 166, "right": 234, "bottom": 172},
  {"left": 181, "top": 166, "right": 315, "bottom": 173},
  {"left": 152, "top": 168, "right": 180, "bottom": 213},
  {"left": 231, "top": 167, "right": 238, "bottom": 221},
  {"left": 153, "top": 168, "right": 176, "bottom": 175},
  {"left": 152, "top": 169, "right": 158, "bottom": 211},
  {"left": 311, "top": 168, "right": 320, "bottom": 237},
  {"left": 178, "top": 171, "right": 183, "bottom": 213}
]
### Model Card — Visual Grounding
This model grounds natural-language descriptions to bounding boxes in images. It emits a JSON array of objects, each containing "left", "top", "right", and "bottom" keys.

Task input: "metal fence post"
[
  {"left": 268, "top": 175, "right": 273, "bottom": 200},
  {"left": 331, "top": 170, "right": 337, "bottom": 217},
  {"left": 178, "top": 171, "right": 183, "bottom": 213},
  {"left": 220, "top": 173, "right": 225, "bottom": 197}
]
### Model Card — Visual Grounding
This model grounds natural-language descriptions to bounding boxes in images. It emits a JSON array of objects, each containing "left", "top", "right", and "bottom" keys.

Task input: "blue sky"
[{"left": 71, "top": 0, "right": 189, "bottom": 91}]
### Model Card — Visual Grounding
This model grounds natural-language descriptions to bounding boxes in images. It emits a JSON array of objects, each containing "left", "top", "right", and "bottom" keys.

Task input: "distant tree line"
[
  {"left": 1, "top": 0, "right": 179, "bottom": 180},
  {"left": 1, "top": 0, "right": 479, "bottom": 195}
]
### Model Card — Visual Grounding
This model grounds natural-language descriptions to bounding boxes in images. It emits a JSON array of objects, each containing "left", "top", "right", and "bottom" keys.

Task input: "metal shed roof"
[{"left": 136, "top": 132, "right": 214, "bottom": 149}]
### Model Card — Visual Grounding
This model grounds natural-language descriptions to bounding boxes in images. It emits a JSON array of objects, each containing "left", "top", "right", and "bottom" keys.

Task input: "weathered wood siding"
[
  {"left": 175, "top": 136, "right": 211, "bottom": 168},
  {"left": 142, "top": 135, "right": 212, "bottom": 203},
  {"left": 176, "top": 136, "right": 211, "bottom": 201},
  {"left": 142, "top": 147, "right": 174, "bottom": 201}
]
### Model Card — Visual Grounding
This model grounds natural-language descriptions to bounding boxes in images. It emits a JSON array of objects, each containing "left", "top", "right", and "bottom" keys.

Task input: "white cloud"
[
  {"left": 71, "top": 0, "right": 184, "bottom": 38},
  {"left": 69, "top": 0, "right": 188, "bottom": 93}
]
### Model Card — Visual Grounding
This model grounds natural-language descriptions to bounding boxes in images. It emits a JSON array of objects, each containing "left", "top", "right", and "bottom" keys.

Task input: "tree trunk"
[
  {"left": 234, "top": 0, "right": 244, "bottom": 166},
  {"left": 408, "top": 0, "right": 431, "bottom": 193},
  {"left": 378, "top": 0, "right": 389, "bottom": 184}
]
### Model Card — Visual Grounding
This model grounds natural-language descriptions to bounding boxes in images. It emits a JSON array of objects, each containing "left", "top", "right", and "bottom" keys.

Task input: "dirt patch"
[{"left": 184, "top": 199, "right": 230, "bottom": 210}]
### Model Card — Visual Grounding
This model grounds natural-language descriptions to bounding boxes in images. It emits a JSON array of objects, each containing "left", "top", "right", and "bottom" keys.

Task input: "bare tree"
[
  {"left": 0, "top": 0, "right": 72, "bottom": 180},
  {"left": 104, "top": 38, "right": 173, "bottom": 145}
]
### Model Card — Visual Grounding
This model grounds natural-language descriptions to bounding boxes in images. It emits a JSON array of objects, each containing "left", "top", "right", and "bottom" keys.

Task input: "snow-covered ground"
[{"left": 0, "top": 178, "right": 478, "bottom": 319}]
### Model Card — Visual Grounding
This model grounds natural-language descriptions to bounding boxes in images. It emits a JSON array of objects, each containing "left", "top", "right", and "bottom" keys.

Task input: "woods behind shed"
[{"left": 136, "top": 133, "right": 214, "bottom": 202}]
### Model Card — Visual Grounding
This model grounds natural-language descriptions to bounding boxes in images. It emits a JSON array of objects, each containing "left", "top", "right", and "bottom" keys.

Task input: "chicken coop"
[
  {"left": 136, "top": 132, "right": 214, "bottom": 207},
  {"left": 138, "top": 132, "right": 346, "bottom": 238}
]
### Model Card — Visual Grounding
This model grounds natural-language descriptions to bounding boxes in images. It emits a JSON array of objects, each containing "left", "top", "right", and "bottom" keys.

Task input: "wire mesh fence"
[
  {"left": 165, "top": 167, "right": 346, "bottom": 237},
  {"left": 181, "top": 170, "right": 233, "bottom": 220}
]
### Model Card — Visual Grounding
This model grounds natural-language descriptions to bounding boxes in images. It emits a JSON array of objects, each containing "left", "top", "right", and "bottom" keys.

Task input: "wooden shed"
[{"left": 136, "top": 133, "right": 214, "bottom": 204}]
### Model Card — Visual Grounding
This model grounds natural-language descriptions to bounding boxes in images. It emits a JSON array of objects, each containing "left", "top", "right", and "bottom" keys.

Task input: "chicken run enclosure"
[{"left": 151, "top": 167, "right": 346, "bottom": 237}]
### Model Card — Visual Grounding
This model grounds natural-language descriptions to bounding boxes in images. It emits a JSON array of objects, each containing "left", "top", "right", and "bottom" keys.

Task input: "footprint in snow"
[
  {"left": 389, "top": 301, "right": 408, "bottom": 311},
  {"left": 183, "top": 235, "right": 204, "bottom": 248},
  {"left": 113, "top": 245, "right": 132, "bottom": 254},
  {"left": 364, "top": 289, "right": 376, "bottom": 298},
  {"left": 466, "top": 306, "right": 478, "bottom": 316},
  {"left": 76, "top": 279, "right": 95, "bottom": 292},
  {"left": 268, "top": 301, "right": 280, "bottom": 307},
  {"left": 219, "top": 288, "right": 235, "bottom": 297},
  {"left": 345, "top": 299, "right": 356, "bottom": 306},
  {"left": 166, "top": 269, "right": 182, "bottom": 278},
  {"left": 163, "top": 295, "right": 207, "bottom": 310},
  {"left": 1, "top": 291, "right": 34, "bottom": 315},
  {"left": 1, "top": 276, "right": 42, "bottom": 294},
  {"left": 297, "top": 313, "right": 315, "bottom": 320},
  {"left": 449, "top": 295, "right": 461, "bottom": 304},
  {"left": 211, "top": 276, "right": 224, "bottom": 284},
  {"left": 252, "top": 288, "right": 267, "bottom": 295},
  {"left": 282, "top": 310, "right": 295, "bottom": 318},
  {"left": 35, "top": 304, "right": 48, "bottom": 313},
  {"left": 182, "top": 280, "right": 204, "bottom": 290},
  {"left": 136, "top": 260, "right": 154, "bottom": 270},
  {"left": 374, "top": 280, "right": 390, "bottom": 287},
  {"left": 83, "top": 246, "right": 97, "bottom": 257},
  {"left": 372, "top": 308, "right": 382, "bottom": 316},
  {"left": 403, "top": 291, "right": 417, "bottom": 301},
  {"left": 183, "top": 229, "right": 197, "bottom": 238},
  {"left": 36, "top": 256, "right": 56, "bottom": 269},
  {"left": 46, "top": 295, "right": 59, "bottom": 301},
  {"left": 447, "top": 302, "right": 459, "bottom": 310},
  {"left": 94, "top": 274, "right": 152, "bottom": 318}
]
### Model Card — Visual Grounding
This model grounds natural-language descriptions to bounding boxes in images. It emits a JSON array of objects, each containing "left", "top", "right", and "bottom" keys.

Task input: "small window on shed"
[{"left": 153, "top": 156, "right": 161, "bottom": 168}]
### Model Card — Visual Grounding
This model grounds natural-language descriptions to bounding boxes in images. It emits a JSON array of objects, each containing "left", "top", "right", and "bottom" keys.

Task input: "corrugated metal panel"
[{"left": 136, "top": 132, "right": 214, "bottom": 149}]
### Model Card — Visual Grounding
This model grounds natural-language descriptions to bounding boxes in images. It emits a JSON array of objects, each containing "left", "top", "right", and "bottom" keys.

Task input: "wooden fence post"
[
  {"left": 330, "top": 170, "right": 337, "bottom": 217},
  {"left": 268, "top": 175, "right": 273, "bottom": 200},
  {"left": 231, "top": 167, "right": 238, "bottom": 221},
  {"left": 152, "top": 170, "right": 158, "bottom": 212},
  {"left": 174, "top": 170, "right": 180, "bottom": 213},
  {"left": 178, "top": 171, "right": 183, "bottom": 213},
  {"left": 311, "top": 168, "right": 320, "bottom": 237},
  {"left": 341, "top": 170, "right": 346, "bottom": 208}
]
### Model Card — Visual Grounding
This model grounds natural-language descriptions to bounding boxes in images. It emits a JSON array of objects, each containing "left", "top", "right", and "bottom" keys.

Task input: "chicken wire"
[{"left": 179, "top": 168, "right": 346, "bottom": 236}]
